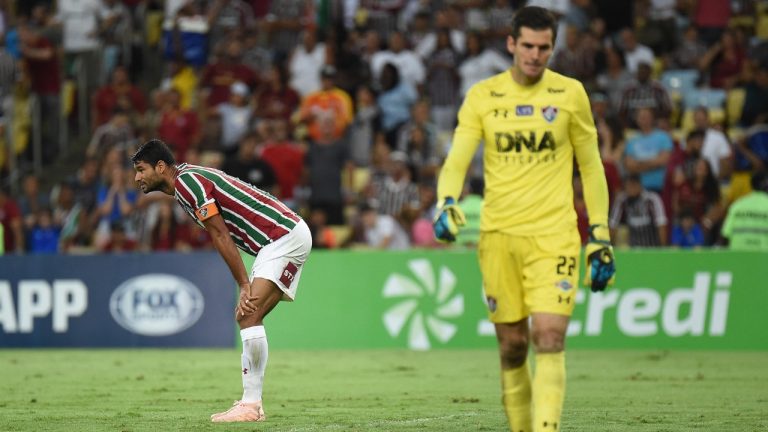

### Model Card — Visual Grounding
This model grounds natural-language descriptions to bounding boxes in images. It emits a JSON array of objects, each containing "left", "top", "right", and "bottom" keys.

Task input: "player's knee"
[
  {"left": 531, "top": 329, "right": 565, "bottom": 353},
  {"left": 237, "top": 310, "right": 265, "bottom": 328},
  {"left": 498, "top": 336, "right": 529, "bottom": 368}
]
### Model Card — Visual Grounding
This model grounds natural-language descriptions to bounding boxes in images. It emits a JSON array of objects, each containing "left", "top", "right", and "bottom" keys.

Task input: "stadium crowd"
[{"left": 0, "top": 0, "right": 766, "bottom": 255}]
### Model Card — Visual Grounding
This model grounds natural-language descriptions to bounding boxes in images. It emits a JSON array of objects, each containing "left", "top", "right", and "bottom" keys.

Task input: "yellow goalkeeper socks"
[
  {"left": 532, "top": 351, "right": 565, "bottom": 431},
  {"left": 501, "top": 361, "right": 533, "bottom": 432}
]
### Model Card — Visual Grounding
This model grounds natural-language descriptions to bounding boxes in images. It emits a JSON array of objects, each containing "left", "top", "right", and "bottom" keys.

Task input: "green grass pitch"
[{"left": 0, "top": 349, "right": 766, "bottom": 431}]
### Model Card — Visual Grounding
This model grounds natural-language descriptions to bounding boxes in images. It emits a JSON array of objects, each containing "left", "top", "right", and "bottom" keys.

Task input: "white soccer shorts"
[{"left": 249, "top": 219, "right": 312, "bottom": 301}]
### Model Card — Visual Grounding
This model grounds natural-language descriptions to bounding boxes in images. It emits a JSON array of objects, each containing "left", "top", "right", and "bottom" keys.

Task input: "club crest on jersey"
[
  {"left": 515, "top": 105, "right": 533, "bottom": 116},
  {"left": 199, "top": 207, "right": 208, "bottom": 218},
  {"left": 542, "top": 105, "right": 558, "bottom": 123}
]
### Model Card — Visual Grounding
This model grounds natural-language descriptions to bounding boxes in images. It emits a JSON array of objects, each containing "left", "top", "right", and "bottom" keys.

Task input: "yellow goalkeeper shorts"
[{"left": 477, "top": 230, "right": 581, "bottom": 323}]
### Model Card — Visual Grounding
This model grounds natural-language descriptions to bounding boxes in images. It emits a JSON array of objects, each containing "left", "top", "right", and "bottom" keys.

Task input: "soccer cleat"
[{"left": 210, "top": 400, "right": 265, "bottom": 422}]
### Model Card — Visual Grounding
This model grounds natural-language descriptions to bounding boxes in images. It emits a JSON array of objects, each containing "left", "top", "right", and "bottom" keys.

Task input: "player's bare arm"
[{"left": 201, "top": 213, "right": 258, "bottom": 317}]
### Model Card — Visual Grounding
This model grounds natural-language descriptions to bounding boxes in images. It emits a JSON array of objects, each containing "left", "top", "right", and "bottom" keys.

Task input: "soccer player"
[
  {"left": 433, "top": 7, "right": 616, "bottom": 431},
  {"left": 131, "top": 139, "right": 312, "bottom": 422}
]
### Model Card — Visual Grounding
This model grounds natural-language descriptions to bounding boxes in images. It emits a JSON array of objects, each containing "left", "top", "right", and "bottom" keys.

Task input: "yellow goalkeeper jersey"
[{"left": 437, "top": 69, "right": 609, "bottom": 235}]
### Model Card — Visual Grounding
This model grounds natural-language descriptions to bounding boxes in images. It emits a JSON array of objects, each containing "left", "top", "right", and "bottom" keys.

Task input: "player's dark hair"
[
  {"left": 131, "top": 139, "right": 176, "bottom": 167},
  {"left": 510, "top": 6, "right": 557, "bottom": 43}
]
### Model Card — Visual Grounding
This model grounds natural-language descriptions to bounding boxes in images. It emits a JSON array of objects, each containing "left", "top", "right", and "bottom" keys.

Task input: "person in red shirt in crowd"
[
  {"left": 699, "top": 28, "right": 746, "bottom": 90},
  {"left": 18, "top": 22, "right": 61, "bottom": 163},
  {"left": 156, "top": 88, "right": 201, "bottom": 162},
  {"left": 91, "top": 65, "right": 148, "bottom": 129},
  {"left": 200, "top": 38, "right": 259, "bottom": 108},
  {"left": 149, "top": 200, "right": 194, "bottom": 251},
  {"left": 254, "top": 64, "right": 300, "bottom": 124},
  {"left": 0, "top": 187, "right": 24, "bottom": 254},
  {"left": 260, "top": 118, "right": 305, "bottom": 208},
  {"left": 101, "top": 221, "right": 138, "bottom": 253}
]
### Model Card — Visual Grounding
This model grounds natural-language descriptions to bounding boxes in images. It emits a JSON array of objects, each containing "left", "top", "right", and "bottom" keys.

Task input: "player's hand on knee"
[
  {"left": 433, "top": 197, "right": 466, "bottom": 243},
  {"left": 583, "top": 224, "right": 616, "bottom": 292},
  {"left": 237, "top": 290, "right": 260, "bottom": 316}
]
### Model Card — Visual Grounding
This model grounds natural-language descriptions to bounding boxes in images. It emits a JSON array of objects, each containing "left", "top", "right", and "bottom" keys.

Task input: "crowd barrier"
[{"left": 1, "top": 250, "right": 766, "bottom": 350}]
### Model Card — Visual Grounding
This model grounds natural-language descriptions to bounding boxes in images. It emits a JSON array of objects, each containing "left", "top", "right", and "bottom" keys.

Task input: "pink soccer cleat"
[{"left": 210, "top": 400, "right": 265, "bottom": 422}]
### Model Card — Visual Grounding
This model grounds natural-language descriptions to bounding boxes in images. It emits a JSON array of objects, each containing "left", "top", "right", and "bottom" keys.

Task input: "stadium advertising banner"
[
  {"left": 258, "top": 250, "right": 768, "bottom": 351},
  {"left": 0, "top": 253, "right": 234, "bottom": 347}
]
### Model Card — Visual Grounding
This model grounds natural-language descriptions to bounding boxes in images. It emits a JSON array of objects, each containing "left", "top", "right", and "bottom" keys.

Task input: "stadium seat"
[
  {"left": 726, "top": 87, "right": 746, "bottom": 126},
  {"left": 683, "top": 88, "right": 727, "bottom": 110},
  {"left": 328, "top": 225, "right": 352, "bottom": 246},
  {"left": 660, "top": 69, "right": 699, "bottom": 100},
  {"left": 680, "top": 108, "right": 726, "bottom": 132}
]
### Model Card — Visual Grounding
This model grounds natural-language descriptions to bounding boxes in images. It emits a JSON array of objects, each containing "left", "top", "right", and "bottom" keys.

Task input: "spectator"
[
  {"left": 101, "top": 220, "right": 138, "bottom": 253},
  {"left": 56, "top": 0, "right": 101, "bottom": 89},
  {"left": 211, "top": 81, "right": 254, "bottom": 156},
  {"left": 670, "top": 209, "right": 705, "bottom": 248},
  {"left": 425, "top": 29, "right": 460, "bottom": 134},
  {"left": 348, "top": 84, "right": 381, "bottom": 167},
  {"left": 610, "top": 174, "right": 668, "bottom": 247},
  {"left": 356, "top": 200, "right": 410, "bottom": 250},
  {"left": 200, "top": 38, "right": 258, "bottom": 108},
  {"left": 261, "top": 118, "right": 305, "bottom": 206},
  {"left": 307, "top": 208, "right": 336, "bottom": 249},
  {"left": 93, "top": 167, "right": 137, "bottom": 247},
  {"left": 86, "top": 108, "right": 137, "bottom": 161},
  {"left": 721, "top": 171, "right": 768, "bottom": 250},
  {"left": 666, "top": 25, "right": 707, "bottom": 70},
  {"left": 692, "top": 107, "right": 733, "bottom": 182},
  {"left": 303, "top": 116, "right": 353, "bottom": 225},
  {"left": 738, "top": 62, "right": 768, "bottom": 128},
  {"left": 288, "top": 28, "right": 328, "bottom": 98},
  {"left": 18, "top": 22, "right": 61, "bottom": 163},
  {"left": 27, "top": 207, "right": 60, "bottom": 254},
  {"left": 92, "top": 65, "right": 148, "bottom": 130},
  {"left": 457, "top": 31, "right": 511, "bottom": 98},
  {"left": 368, "top": 150, "right": 420, "bottom": 219},
  {"left": 623, "top": 107, "right": 674, "bottom": 193},
  {"left": 147, "top": 200, "right": 187, "bottom": 251},
  {"left": 50, "top": 180, "right": 84, "bottom": 251},
  {"left": 484, "top": 0, "right": 516, "bottom": 55},
  {"left": 396, "top": 118, "right": 440, "bottom": 182},
  {"left": 263, "top": 0, "right": 311, "bottom": 61},
  {"left": 97, "top": 0, "right": 132, "bottom": 84},
  {"left": 371, "top": 31, "right": 426, "bottom": 90},
  {"left": 456, "top": 177, "right": 483, "bottom": 247},
  {"left": 414, "top": 8, "right": 465, "bottom": 59},
  {"left": 693, "top": 0, "right": 731, "bottom": 46},
  {"left": 0, "top": 186, "right": 24, "bottom": 253},
  {"left": 221, "top": 132, "right": 277, "bottom": 194},
  {"left": 699, "top": 29, "right": 746, "bottom": 89},
  {"left": 670, "top": 158, "right": 724, "bottom": 244},
  {"left": 295, "top": 65, "right": 354, "bottom": 143},
  {"left": 254, "top": 64, "right": 300, "bottom": 124},
  {"left": 731, "top": 122, "right": 768, "bottom": 202},
  {"left": 550, "top": 25, "right": 596, "bottom": 85},
  {"left": 377, "top": 62, "right": 418, "bottom": 146},
  {"left": 596, "top": 45, "right": 634, "bottom": 115},
  {"left": 619, "top": 27, "right": 655, "bottom": 74},
  {"left": 156, "top": 88, "right": 201, "bottom": 162},
  {"left": 17, "top": 173, "right": 48, "bottom": 232},
  {"left": 619, "top": 61, "right": 672, "bottom": 128}
]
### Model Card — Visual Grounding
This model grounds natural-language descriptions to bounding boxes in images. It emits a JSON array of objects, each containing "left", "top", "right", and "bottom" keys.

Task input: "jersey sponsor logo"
[
  {"left": 109, "top": 274, "right": 205, "bottom": 337},
  {"left": 515, "top": 105, "right": 533, "bottom": 116},
  {"left": 494, "top": 130, "right": 556, "bottom": 153},
  {"left": 547, "top": 87, "right": 565, "bottom": 94},
  {"left": 279, "top": 262, "right": 299, "bottom": 288},
  {"left": 542, "top": 105, "right": 558, "bottom": 123},
  {"left": 490, "top": 91, "right": 506, "bottom": 97}
]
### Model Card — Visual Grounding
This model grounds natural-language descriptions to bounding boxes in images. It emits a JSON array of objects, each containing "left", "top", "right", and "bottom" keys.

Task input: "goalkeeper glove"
[
  {"left": 433, "top": 197, "right": 466, "bottom": 243},
  {"left": 583, "top": 224, "right": 616, "bottom": 292}
]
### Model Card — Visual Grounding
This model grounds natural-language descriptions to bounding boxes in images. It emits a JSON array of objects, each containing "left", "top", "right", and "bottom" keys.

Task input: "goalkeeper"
[{"left": 433, "top": 6, "right": 615, "bottom": 432}]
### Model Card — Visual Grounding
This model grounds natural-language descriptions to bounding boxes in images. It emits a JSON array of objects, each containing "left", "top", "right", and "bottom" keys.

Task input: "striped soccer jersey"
[{"left": 173, "top": 163, "right": 301, "bottom": 256}]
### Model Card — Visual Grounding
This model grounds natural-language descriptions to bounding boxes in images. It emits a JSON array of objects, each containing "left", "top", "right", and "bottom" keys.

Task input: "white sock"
[{"left": 240, "top": 326, "right": 268, "bottom": 403}]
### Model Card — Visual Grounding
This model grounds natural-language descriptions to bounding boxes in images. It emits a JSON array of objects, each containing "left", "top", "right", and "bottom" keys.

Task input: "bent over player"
[
  {"left": 433, "top": 6, "right": 616, "bottom": 431},
  {"left": 132, "top": 139, "right": 312, "bottom": 423}
]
